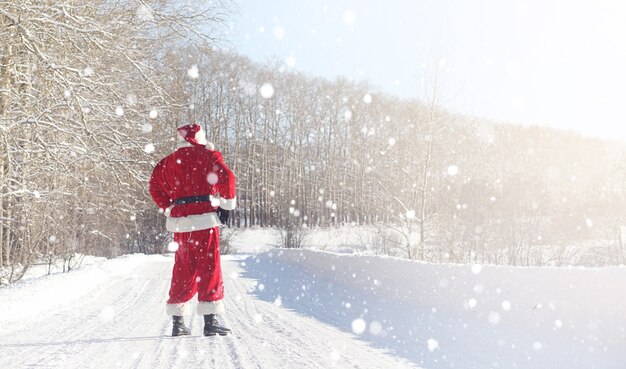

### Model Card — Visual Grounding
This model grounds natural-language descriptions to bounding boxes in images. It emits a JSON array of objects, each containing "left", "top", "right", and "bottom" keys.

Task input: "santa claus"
[{"left": 149, "top": 123, "right": 236, "bottom": 336}]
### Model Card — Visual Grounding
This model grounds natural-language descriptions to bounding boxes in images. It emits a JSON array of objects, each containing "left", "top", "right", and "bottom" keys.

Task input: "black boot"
[
  {"left": 172, "top": 316, "right": 191, "bottom": 336},
  {"left": 203, "top": 314, "right": 231, "bottom": 336}
]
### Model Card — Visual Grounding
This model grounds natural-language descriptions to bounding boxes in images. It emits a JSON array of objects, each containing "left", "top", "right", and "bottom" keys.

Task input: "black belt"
[{"left": 174, "top": 195, "right": 212, "bottom": 205}]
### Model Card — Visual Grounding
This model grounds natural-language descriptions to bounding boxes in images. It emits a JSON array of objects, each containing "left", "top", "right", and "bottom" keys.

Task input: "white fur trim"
[
  {"left": 218, "top": 196, "right": 237, "bottom": 210},
  {"left": 195, "top": 126, "right": 208, "bottom": 145},
  {"left": 176, "top": 140, "right": 194, "bottom": 149},
  {"left": 166, "top": 212, "right": 221, "bottom": 232},
  {"left": 176, "top": 140, "right": 214, "bottom": 150},
  {"left": 197, "top": 300, "right": 225, "bottom": 315},
  {"left": 166, "top": 302, "right": 189, "bottom": 316},
  {"left": 176, "top": 125, "right": 207, "bottom": 147},
  {"left": 163, "top": 205, "right": 174, "bottom": 217}
]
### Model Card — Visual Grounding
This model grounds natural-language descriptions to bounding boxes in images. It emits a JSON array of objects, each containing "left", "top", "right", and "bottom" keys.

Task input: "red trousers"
[{"left": 167, "top": 227, "right": 224, "bottom": 304}]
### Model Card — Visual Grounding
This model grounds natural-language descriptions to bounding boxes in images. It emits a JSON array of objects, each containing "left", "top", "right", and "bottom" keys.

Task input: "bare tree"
[{"left": 0, "top": 0, "right": 230, "bottom": 281}]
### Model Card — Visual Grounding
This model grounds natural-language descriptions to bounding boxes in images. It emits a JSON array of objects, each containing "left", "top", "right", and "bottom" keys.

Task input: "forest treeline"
[{"left": 2, "top": 1, "right": 626, "bottom": 282}]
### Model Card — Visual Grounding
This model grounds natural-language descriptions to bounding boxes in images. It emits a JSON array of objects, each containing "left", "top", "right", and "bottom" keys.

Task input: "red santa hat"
[{"left": 176, "top": 123, "right": 214, "bottom": 149}]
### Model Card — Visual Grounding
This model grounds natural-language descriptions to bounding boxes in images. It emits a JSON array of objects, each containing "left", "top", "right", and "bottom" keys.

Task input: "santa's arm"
[
  {"left": 149, "top": 161, "right": 173, "bottom": 211},
  {"left": 211, "top": 152, "right": 237, "bottom": 210}
]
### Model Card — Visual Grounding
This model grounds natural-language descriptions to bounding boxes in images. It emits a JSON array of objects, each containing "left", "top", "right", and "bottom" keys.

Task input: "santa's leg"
[
  {"left": 195, "top": 227, "right": 230, "bottom": 336},
  {"left": 166, "top": 231, "right": 199, "bottom": 336}
]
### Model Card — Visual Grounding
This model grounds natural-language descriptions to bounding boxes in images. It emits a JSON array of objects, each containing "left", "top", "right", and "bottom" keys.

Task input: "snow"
[
  {"left": 2, "top": 231, "right": 626, "bottom": 368},
  {"left": 272, "top": 26, "right": 285, "bottom": 40},
  {"left": 187, "top": 65, "right": 199, "bottom": 79},
  {"left": 285, "top": 56, "right": 296, "bottom": 67},
  {"left": 259, "top": 83, "right": 275, "bottom": 99},
  {"left": 0, "top": 254, "right": 138, "bottom": 324},
  {"left": 351, "top": 318, "right": 367, "bottom": 334},
  {"left": 167, "top": 241, "right": 179, "bottom": 252},
  {"left": 246, "top": 248, "right": 626, "bottom": 368},
  {"left": 342, "top": 10, "right": 356, "bottom": 26},
  {"left": 0, "top": 253, "right": 416, "bottom": 369},
  {"left": 81, "top": 66, "right": 94, "bottom": 77},
  {"left": 427, "top": 338, "right": 439, "bottom": 352},
  {"left": 207, "top": 172, "right": 219, "bottom": 185}
]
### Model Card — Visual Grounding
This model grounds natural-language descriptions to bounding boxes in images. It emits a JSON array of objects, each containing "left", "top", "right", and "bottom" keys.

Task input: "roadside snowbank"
[
  {"left": 0, "top": 254, "right": 156, "bottom": 324},
  {"left": 243, "top": 249, "right": 626, "bottom": 369}
]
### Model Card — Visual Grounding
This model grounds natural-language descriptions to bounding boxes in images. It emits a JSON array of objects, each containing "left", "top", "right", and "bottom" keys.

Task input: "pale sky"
[{"left": 226, "top": 0, "right": 626, "bottom": 141}]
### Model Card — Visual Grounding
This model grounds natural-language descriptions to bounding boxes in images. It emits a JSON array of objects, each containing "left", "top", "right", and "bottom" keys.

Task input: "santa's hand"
[{"left": 217, "top": 207, "right": 230, "bottom": 224}]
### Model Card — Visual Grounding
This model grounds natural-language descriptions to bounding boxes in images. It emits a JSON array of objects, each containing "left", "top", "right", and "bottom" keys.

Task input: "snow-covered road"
[
  {"left": 3, "top": 249, "right": 626, "bottom": 369},
  {"left": 0, "top": 254, "right": 417, "bottom": 369}
]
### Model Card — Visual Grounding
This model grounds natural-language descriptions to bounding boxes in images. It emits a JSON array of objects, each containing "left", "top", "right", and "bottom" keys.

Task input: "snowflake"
[
  {"left": 260, "top": 83, "right": 275, "bottom": 99},
  {"left": 273, "top": 26, "right": 285, "bottom": 40},
  {"left": 342, "top": 10, "right": 356, "bottom": 26},
  {"left": 427, "top": 338, "right": 439, "bottom": 352},
  {"left": 351, "top": 318, "right": 366, "bottom": 334},
  {"left": 188, "top": 65, "right": 199, "bottom": 79},
  {"left": 447, "top": 165, "right": 459, "bottom": 176}
]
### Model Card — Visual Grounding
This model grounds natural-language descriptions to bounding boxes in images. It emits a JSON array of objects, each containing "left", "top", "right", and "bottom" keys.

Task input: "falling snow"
[
  {"left": 260, "top": 83, "right": 275, "bottom": 99},
  {"left": 273, "top": 26, "right": 285, "bottom": 40},
  {"left": 167, "top": 241, "right": 179, "bottom": 252},
  {"left": 488, "top": 311, "right": 501, "bottom": 325},
  {"left": 351, "top": 318, "right": 367, "bottom": 335},
  {"left": 342, "top": 10, "right": 356, "bottom": 26},
  {"left": 81, "top": 66, "right": 94, "bottom": 77},
  {"left": 207, "top": 172, "right": 219, "bottom": 185},
  {"left": 187, "top": 65, "right": 199, "bottom": 79},
  {"left": 427, "top": 338, "right": 439, "bottom": 352},
  {"left": 447, "top": 165, "right": 459, "bottom": 176}
]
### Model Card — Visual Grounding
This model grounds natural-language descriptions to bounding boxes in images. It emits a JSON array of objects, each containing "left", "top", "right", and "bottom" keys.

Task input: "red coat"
[{"left": 149, "top": 144, "right": 236, "bottom": 232}]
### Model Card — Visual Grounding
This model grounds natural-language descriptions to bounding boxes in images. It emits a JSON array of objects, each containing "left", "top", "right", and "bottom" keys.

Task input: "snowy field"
[
  {"left": 246, "top": 250, "right": 626, "bottom": 368},
  {"left": 227, "top": 225, "right": 622, "bottom": 266},
  {"left": 1, "top": 229, "right": 625, "bottom": 369}
]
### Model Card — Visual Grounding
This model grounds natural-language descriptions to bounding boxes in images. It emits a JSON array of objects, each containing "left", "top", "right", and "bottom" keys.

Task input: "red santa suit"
[{"left": 149, "top": 124, "right": 236, "bottom": 317}]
